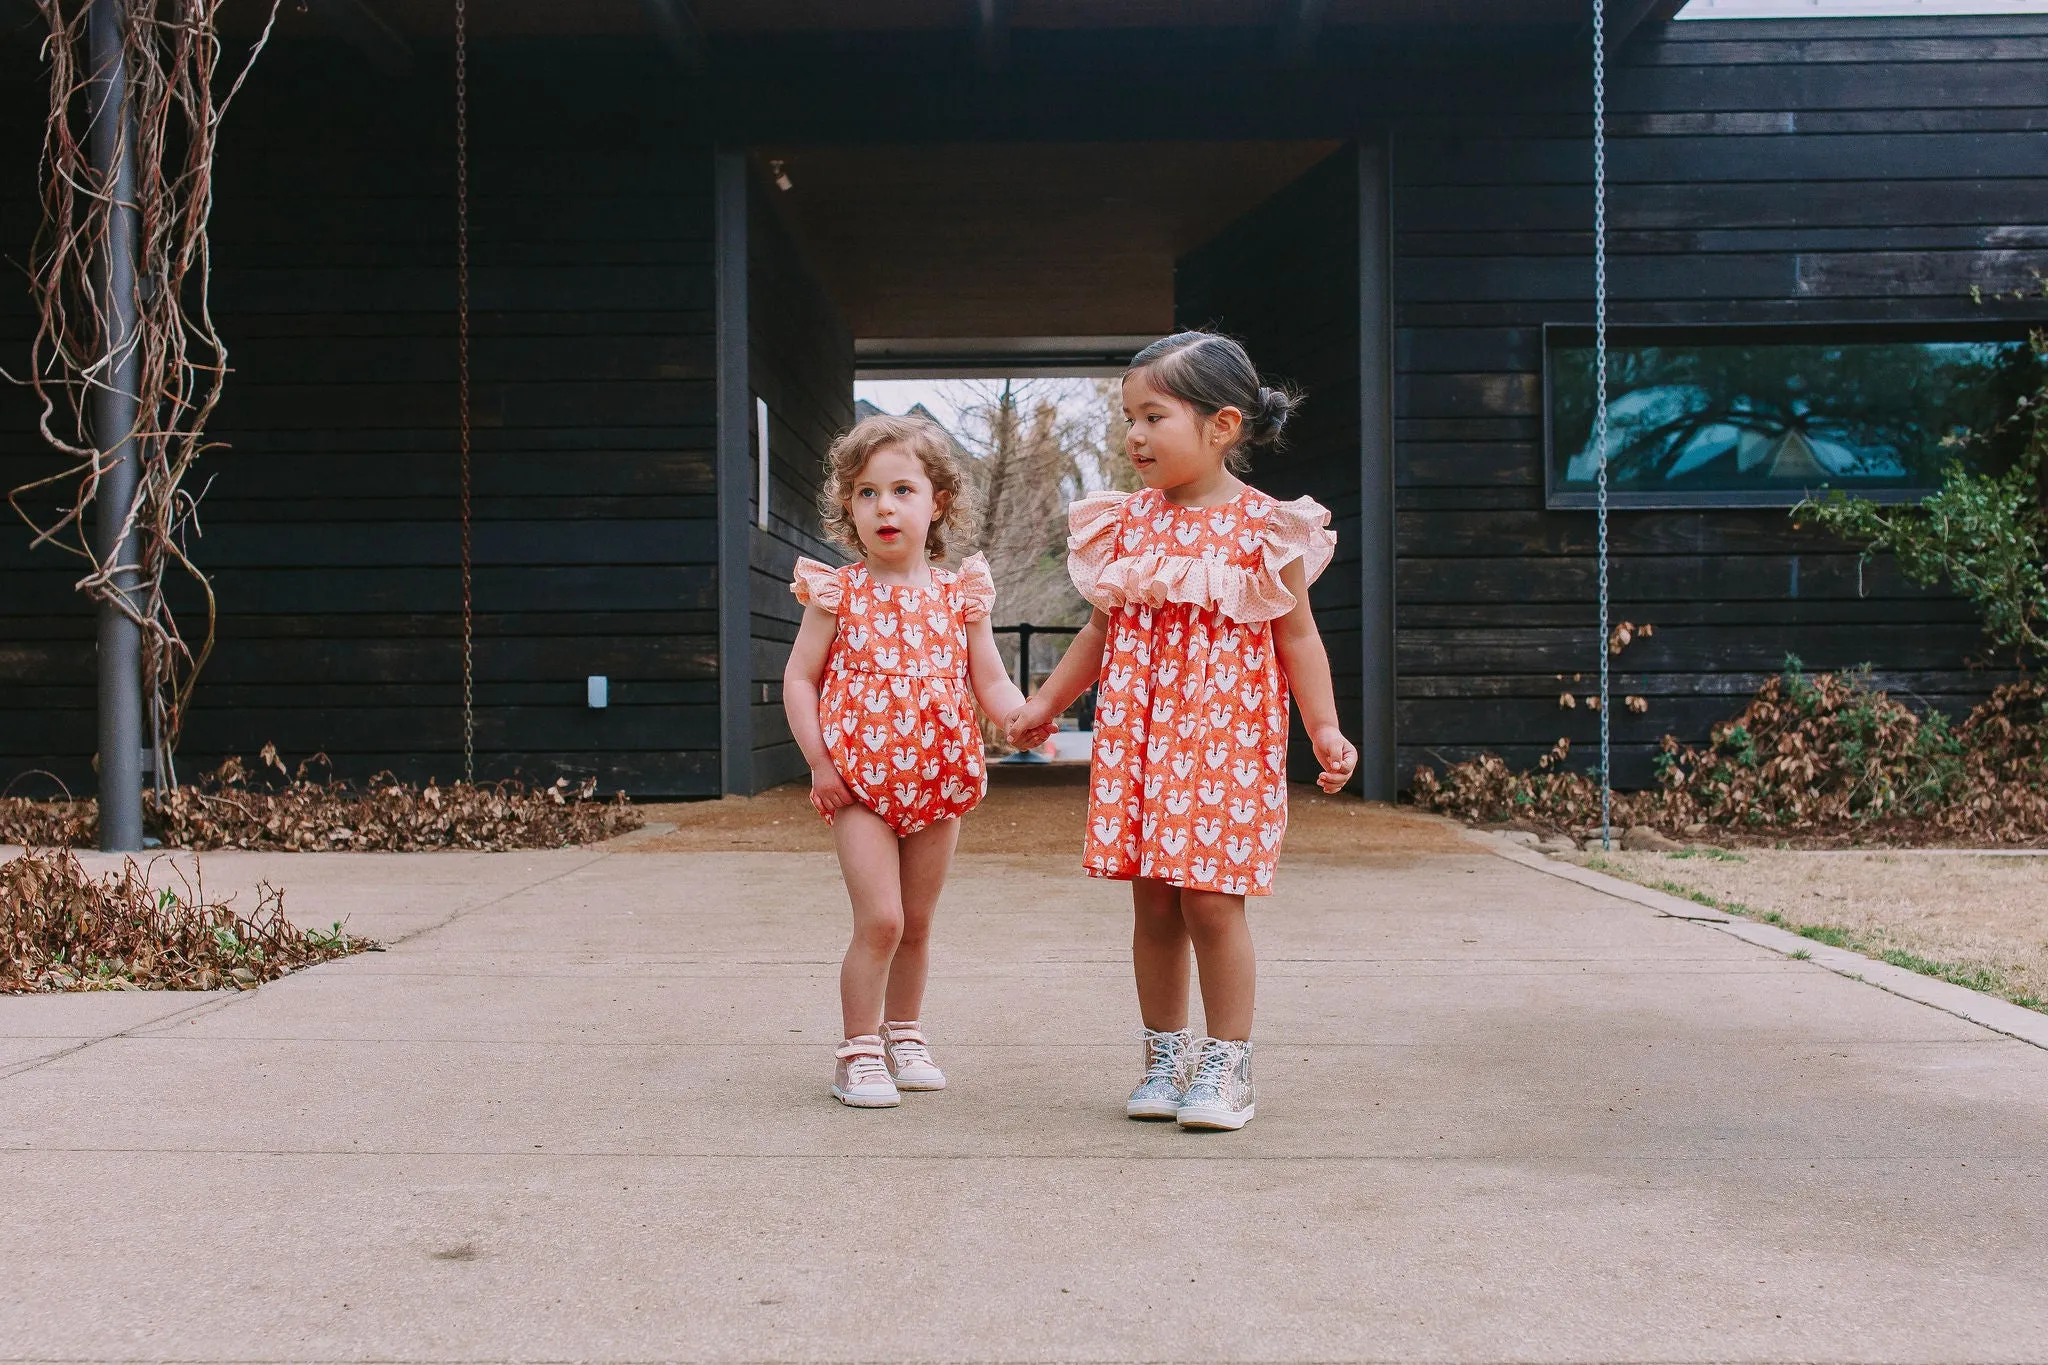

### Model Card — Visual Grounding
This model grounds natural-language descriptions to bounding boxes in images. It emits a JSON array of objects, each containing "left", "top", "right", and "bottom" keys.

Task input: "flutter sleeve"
[
  {"left": 1065, "top": 490, "right": 1133, "bottom": 611},
  {"left": 1233, "top": 495, "right": 1338, "bottom": 622},
  {"left": 790, "top": 557, "right": 845, "bottom": 612},
  {"left": 955, "top": 552, "right": 996, "bottom": 623}
]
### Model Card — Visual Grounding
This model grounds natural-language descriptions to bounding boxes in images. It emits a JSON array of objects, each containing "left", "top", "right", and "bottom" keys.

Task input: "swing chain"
[
  {"left": 456, "top": 0, "right": 475, "bottom": 785},
  {"left": 1592, "top": 0, "right": 1612, "bottom": 851}
]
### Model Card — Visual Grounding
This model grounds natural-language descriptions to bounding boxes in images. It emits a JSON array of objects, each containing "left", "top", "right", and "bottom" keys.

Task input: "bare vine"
[{"left": 6, "top": 0, "right": 279, "bottom": 786}]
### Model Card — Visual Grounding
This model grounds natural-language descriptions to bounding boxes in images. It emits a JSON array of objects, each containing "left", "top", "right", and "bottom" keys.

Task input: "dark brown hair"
[
  {"left": 1125, "top": 330, "right": 1301, "bottom": 472},
  {"left": 818, "top": 413, "right": 977, "bottom": 562}
]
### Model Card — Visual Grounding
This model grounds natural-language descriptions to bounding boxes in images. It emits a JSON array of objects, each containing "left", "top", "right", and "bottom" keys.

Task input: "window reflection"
[{"left": 1546, "top": 331, "right": 2041, "bottom": 508}]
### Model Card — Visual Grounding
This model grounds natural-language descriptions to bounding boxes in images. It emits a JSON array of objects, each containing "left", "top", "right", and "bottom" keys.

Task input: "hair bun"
[{"left": 1246, "top": 385, "right": 1297, "bottom": 447}]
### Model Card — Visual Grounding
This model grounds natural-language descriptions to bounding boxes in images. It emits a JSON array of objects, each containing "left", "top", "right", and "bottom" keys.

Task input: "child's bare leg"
[
  {"left": 1131, "top": 877, "right": 1192, "bottom": 1032},
  {"left": 1180, "top": 889, "right": 1254, "bottom": 1040},
  {"left": 833, "top": 803, "right": 905, "bottom": 1039},
  {"left": 883, "top": 816, "right": 960, "bottom": 1024}
]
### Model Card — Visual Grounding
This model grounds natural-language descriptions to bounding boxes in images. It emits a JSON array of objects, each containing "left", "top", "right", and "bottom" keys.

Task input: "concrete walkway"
[{"left": 4, "top": 835, "right": 2047, "bottom": 1363}]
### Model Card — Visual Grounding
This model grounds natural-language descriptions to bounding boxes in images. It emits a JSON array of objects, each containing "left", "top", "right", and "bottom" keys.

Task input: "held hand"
[
  {"left": 809, "top": 761, "right": 854, "bottom": 819},
  {"left": 1311, "top": 725, "right": 1358, "bottom": 794},
  {"left": 1005, "top": 698, "right": 1058, "bottom": 751}
]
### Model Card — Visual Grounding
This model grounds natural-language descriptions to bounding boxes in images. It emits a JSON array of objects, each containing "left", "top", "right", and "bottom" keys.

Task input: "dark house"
[{"left": 3, "top": 2, "right": 2045, "bottom": 803}]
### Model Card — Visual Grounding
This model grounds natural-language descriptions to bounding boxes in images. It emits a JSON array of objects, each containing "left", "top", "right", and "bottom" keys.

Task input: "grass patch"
[
  {"left": 1579, "top": 851, "right": 2048, "bottom": 1016},
  {"left": 1876, "top": 948, "right": 2004, "bottom": 996},
  {"left": 1669, "top": 848, "right": 1749, "bottom": 863}
]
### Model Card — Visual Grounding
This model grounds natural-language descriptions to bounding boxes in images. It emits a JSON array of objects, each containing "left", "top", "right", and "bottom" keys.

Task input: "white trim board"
[{"left": 1679, "top": 0, "right": 2048, "bottom": 15}]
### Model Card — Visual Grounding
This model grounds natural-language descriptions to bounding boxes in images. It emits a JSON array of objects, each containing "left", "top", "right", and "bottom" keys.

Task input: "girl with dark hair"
[{"left": 1006, "top": 331, "right": 1357, "bottom": 1131}]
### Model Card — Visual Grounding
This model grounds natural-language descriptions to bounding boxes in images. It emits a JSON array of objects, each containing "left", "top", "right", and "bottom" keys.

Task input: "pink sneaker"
[
  {"left": 832, "top": 1036, "right": 900, "bottom": 1108},
  {"left": 881, "top": 1020, "right": 947, "bottom": 1091}
]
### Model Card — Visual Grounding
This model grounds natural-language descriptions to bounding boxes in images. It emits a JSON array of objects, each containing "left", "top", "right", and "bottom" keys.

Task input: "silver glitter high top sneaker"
[
  {"left": 1176, "top": 1037, "right": 1255, "bottom": 1130},
  {"left": 1125, "top": 1026, "right": 1194, "bottom": 1120}
]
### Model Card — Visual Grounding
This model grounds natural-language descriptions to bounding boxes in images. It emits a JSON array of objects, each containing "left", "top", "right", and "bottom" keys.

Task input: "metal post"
[
  {"left": 1356, "top": 135, "right": 1396, "bottom": 802},
  {"left": 713, "top": 149, "right": 755, "bottom": 795},
  {"left": 89, "top": 0, "right": 143, "bottom": 852}
]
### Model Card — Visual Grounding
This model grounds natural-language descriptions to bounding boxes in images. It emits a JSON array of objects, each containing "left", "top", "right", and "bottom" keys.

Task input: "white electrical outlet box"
[{"left": 587, "top": 675, "right": 609, "bottom": 709}]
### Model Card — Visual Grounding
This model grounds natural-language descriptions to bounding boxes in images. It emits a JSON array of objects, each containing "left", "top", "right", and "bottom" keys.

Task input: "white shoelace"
[
  {"left": 1188, "top": 1041, "right": 1237, "bottom": 1092},
  {"left": 889, "top": 1038, "right": 935, "bottom": 1069},
  {"left": 843, "top": 1050, "right": 891, "bottom": 1088},
  {"left": 1140, "top": 1028, "right": 1185, "bottom": 1084}
]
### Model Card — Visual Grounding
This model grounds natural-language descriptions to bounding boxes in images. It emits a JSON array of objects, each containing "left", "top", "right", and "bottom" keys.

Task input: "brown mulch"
[
  {"left": 622, "top": 764, "right": 1469, "bottom": 860},
  {"left": 1, "top": 847, "right": 375, "bottom": 993},
  {"left": 0, "top": 749, "right": 641, "bottom": 852}
]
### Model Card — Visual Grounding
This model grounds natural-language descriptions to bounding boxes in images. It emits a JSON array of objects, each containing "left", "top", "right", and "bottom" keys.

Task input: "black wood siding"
[
  {"left": 1391, "top": 15, "right": 2048, "bottom": 787},
  {"left": 1, "top": 41, "right": 723, "bottom": 796},
  {"left": 747, "top": 172, "right": 855, "bottom": 791},
  {"left": 0, "top": 46, "right": 79, "bottom": 795},
  {"left": 9, "top": 20, "right": 2047, "bottom": 799}
]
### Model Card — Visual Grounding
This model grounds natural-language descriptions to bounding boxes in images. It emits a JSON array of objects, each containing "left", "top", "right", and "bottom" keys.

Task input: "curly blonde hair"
[{"left": 817, "top": 413, "right": 977, "bottom": 562}]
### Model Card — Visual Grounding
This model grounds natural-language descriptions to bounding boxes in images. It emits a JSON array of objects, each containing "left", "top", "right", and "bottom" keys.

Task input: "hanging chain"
[
  {"left": 456, "top": 0, "right": 475, "bottom": 784},
  {"left": 1592, "top": 0, "right": 1612, "bottom": 850}
]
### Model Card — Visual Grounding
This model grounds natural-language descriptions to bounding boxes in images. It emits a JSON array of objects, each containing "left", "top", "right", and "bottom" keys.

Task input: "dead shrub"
[
  {"left": 1, "top": 847, "right": 373, "bottom": 993},
  {"left": 0, "top": 747, "right": 642, "bottom": 852},
  {"left": 1411, "top": 663, "right": 2048, "bottom": 846}
]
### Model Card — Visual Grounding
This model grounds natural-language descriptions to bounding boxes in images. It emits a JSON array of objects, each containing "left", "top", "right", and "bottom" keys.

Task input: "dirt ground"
[
  {"left": 1586, "top": 847, "right": 2048, "bottom": 1008},
  {"left": 624, "top": 765, "right": 1469, "bottom": 861}
]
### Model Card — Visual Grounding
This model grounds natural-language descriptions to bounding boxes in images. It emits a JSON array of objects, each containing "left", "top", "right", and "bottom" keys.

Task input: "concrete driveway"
[{"left": 4, "top": 832, "right": 2046, "bottom": 1363}]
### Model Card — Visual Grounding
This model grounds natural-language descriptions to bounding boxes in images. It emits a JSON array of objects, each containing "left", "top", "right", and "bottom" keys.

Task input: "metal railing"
[{"left": 990, "top": 623, "right": 1092, "bottom": 727}]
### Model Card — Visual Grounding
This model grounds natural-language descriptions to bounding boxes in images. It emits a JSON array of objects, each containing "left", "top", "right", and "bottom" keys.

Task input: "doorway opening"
[{"left": 741, "top": 139, "right": 1389, "bottom": 792}]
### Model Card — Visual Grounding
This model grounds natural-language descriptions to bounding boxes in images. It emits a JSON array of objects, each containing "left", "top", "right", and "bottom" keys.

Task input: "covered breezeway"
[{"left": 728, "top": 136, "right": 1397, "bottom": 797}]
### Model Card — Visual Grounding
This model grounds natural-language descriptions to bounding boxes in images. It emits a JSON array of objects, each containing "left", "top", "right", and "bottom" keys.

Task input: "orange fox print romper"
[
  {"left": 1067, "top": 487, "right": 1335, "bottom": 896},
  {"left": 792, "top": 554, "right": 996, "bottom": 837}
]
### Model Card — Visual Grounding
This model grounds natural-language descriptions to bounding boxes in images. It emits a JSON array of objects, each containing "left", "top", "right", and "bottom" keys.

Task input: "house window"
[{"left": 1543, "top": 324, "right": 2042, "bottom": 509}]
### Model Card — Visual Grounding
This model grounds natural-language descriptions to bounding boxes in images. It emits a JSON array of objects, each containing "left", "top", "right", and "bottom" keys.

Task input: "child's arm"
[
  {"left": 782, "top": 605, "right": 856, "bottom": 817},
  {"left": 965, "top": 615, "right": 1028, "bottom": 731},
  {"left": 1005, "top": 608, "right": 1112, "bottom": 749},
  {"left": 1271, "top": 560, "right": 1359, "bottom": 794}
]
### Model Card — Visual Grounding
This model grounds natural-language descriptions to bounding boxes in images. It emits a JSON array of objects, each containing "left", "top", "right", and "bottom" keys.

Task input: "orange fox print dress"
[
  {"left": 1068, "top": 487, "right": 1335, "bottom": 896},
  {"left": 792, "top": 554, "right": 996, "bottom": 837}
]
